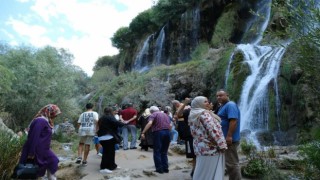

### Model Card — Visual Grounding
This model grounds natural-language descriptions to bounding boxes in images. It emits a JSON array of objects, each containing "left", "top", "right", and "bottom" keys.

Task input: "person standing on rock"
[
  {"left": 75, "top": 103, "right": 99, "bottom": 166},
  {"left": 216, "top": 90, "right": 241, "bottom": 180},
  {"left": 120, "top": 103, "right": 138, "bottom": 150},
  {"left": 188, "top": 96, "right": 227, "bottom": 180},
  {"left": 19, "top": 104, "right": 61, "bottom": 180},
  {"left": 141, "top": 106, "right": 171, "bottom": 174}
]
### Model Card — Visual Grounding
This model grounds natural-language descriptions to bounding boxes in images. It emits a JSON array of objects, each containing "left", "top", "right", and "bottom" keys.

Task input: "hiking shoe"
[
  {"left": 75, "top": 157, "right": 82, "bottom": 164},
  {"left": 82, "top": 161, "right": 87, "bottom": 166},
  {"left": 100, "top": 169, "right": 112, "bottom": 174}
]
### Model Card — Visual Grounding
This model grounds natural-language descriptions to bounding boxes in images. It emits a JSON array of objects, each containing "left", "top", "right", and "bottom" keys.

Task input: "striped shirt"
[{"left": 148, "top": 111, "right": 171, "bottom": 132}]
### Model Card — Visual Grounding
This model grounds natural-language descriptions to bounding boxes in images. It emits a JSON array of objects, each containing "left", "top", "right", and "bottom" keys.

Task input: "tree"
[
  {"left": 0, "top": 45, "right": 86, "bottom": 128},
  {"left": 111, "top": 27, "right": 132, "bottom": 50}
]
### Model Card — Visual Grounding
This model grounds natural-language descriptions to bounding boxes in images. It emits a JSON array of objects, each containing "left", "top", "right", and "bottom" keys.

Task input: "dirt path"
[{"left": 77, "top": 148, "right": 194, "bottom": 180}]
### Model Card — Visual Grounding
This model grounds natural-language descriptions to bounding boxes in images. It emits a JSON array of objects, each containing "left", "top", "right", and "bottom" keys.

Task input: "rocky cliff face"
[{"left": 95, "top": 0, "right": 320, "bottom": 145}]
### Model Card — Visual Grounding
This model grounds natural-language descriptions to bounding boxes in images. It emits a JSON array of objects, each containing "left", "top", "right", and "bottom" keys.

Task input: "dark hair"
[
  {"left": 86, "top": 103, "right": 94, "bottom": 109},
  {"left": 103, "top": 106, "right": 114, "bottom": 115}
]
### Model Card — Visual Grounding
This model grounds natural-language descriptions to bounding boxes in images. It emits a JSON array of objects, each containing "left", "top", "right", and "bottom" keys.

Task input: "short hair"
[
  {"left": 171, "top": 100, "right": 180, "bottom": 105},
  {"left": 86, "top": 103, "right": 94, "bottom": 109},
  {"left": 150, "top": 106, "right": 160, "bottom": 113}
]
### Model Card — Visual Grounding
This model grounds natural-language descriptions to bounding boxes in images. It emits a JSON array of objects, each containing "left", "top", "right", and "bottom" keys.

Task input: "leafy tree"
[
  {"left": 93, "top": 55, "right": 118, "bottom": 71},
  {"left": 0, "top": 45, "right": 85, "bottom": 128},
  {"left": 129, "top": 9, "right": 158, "bottom": 39},
  {"left": 150, "top": 0, "right": 195, "bottom": 26},
  {"left": 111, "top": 27, "right": 132, "bottom": 50}
]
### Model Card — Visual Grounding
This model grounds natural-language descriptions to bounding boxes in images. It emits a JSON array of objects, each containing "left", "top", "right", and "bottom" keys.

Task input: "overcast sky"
[{"left": 0, "top": 0, "right": 154, "bottom": 76}]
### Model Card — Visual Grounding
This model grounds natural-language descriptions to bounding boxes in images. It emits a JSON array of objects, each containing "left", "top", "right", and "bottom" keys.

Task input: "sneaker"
[
  {"left": 100, "top": 169, "right": 112, "bottom": 174},
  {"left": 97, "top": 153, "right": 102, "bottom": 157},
  {"left": 75, "top": 157, "right": 82, "bottom": 164},
  {"left": 82, "top": 161, "right": 87, "bottom": 166},
  {"left": 117, "top": 166, "right": 121, "bottom": 169}
]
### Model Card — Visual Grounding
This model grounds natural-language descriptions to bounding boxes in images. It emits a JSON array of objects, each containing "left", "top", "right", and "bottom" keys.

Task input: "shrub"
[
  {"left": 0, "top": 130, "right": 25, "bottom": 179},
  {"left": 240, "top": 139, "right": 257, "bottom": 158},
  {"left": 241, "top": 157, "right": 268, "bottom": 178},
  {"left": 298, "top": 141, "right": 320, "bottom": 179}
]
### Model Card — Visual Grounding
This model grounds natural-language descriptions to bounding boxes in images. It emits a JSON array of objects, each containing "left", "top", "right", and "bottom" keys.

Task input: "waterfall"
[
  {"left": 237, "top": 44, "right": 286, "bottom": 131},
  {"left": 177, "top": 5, "right": 200, "bottom": 63},
  {"left": 154, "top": 26, "right": 166, "bottom": 65},
  {"left": 237, "top": 0, "right": 272, "bottom": 44},
  {"left": 134, "top": 34, "right": 153, "bottom": 72},
  {"left": 223, "top": 0, "right": 291, "bottom": 146}
]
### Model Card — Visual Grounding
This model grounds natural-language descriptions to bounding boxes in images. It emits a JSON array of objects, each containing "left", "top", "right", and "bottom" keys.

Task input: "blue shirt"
[{"left": 218, "top": 101, "right": 240, "bottom": 142}]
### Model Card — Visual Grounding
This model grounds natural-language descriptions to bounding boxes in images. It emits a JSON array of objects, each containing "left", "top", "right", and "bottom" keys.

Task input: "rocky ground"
[
  {"left": 56, "top": 144, "right": 194, "bottom": 180},
  {"left": 54, "top": 141, "right": 299, "bottom": 180}
]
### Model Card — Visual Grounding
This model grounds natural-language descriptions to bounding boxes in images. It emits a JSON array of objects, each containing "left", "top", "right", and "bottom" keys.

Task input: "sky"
[{"left": 0, "top": 0, "right": 155, "bottom": 76}]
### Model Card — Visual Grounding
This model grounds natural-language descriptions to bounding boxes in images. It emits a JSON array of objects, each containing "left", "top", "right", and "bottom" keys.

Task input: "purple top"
[
  {"left": 20, "top": 117, "right": 59, "bottom": 177},
  {"left": 148, "top": 111, "right": 171, "bottom": 132}
]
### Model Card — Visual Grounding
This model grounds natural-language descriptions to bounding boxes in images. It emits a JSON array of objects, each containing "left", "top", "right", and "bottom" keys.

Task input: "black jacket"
[{"left": 97, "top": 114, "right": 124, "bottom": 137}]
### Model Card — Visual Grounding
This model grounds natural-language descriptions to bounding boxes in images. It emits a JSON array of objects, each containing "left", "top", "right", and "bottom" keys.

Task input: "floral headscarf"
[{"left": 34, "top": 104, "right": 61, "bottom": 128}]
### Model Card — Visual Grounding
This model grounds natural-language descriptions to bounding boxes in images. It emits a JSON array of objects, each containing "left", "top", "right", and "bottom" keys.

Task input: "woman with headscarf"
[
  {"left": 19, "top": 104, "right": 62, "bottom": 180},
  {"left": 138, "top": 108, "right": 153, "bottom": 151},
  {"left": 97, "top": 106, "right": 125, "bottom": 174},
  {"left": 188, "top": 96, "right": 227, "bottom": 180}
]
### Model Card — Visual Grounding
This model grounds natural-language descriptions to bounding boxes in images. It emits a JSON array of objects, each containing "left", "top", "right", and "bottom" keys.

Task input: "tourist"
[
  {"left": 141, "top": 106, "right": 171, "bottom": 174},
  {"left": 163, "top": 106, "right": 178, "bottom": 145},
  {"left": 75, "top": 103, "right": 99, "bottom": 165},
  {"left": 97, "top": 106, "right": 125, "bottom": 174},
  {"left": 19, "top": 104, "right": 61, "bottom": 180},
  {"left": 175, "top": 97, "right": 196, "bottom": 177},
  {"left": 120, "top": 103, "right": 138, "bottom": 150},
  {"left": 172, "top": 100, "right": 186, "bottom": 144},
  {"left": 188, "top": 96, "right": 227, "bottom": 180},
  {"left": 138, "top": 108, "right": 153, "bottom": 151},
  {"left": 216, "top": 90, "right": 241, "bottom": 180}
]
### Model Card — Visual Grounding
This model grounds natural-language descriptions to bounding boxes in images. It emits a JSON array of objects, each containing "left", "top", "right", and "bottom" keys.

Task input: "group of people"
[{"left": 17, "top": 89, "right": 241, "bottom": 180}]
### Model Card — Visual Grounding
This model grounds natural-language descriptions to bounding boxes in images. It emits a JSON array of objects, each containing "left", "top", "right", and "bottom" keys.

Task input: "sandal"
[{"left": 75, "top": 157, "right": 82, "bottom": 164}]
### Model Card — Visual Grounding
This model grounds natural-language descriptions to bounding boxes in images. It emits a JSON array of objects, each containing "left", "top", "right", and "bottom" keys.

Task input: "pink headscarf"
[{"left": 33, "top": 104, "right": 61, "bottom": 128}]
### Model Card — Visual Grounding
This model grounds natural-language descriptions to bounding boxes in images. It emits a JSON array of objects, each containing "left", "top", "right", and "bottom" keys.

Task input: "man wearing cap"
[{"left": 141, "top": 106, "right": 171, "bottom": 174}]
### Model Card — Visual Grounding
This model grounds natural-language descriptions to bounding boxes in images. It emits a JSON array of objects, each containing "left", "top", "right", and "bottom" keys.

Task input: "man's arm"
[
  {"left": 176, "top": 98, "right": 191, "bottom": 117},
  {"left": 226, "top": 118, "right": 237, "bottom": 145},
  {"left": 141, "top": 120, "right": 153, "bottom": 139}
]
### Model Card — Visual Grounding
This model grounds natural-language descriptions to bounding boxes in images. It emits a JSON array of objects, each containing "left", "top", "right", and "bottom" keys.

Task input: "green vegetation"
[
  {"left": 298, "top": 141, "right": 320, "bottom": 179},
  {"left": 211, "top": 4, "right": 238, "bottom": 48},
  {"left": 0, "top": 43, "right": 89, "bottom": 130},
  {"left": 0, "top": 132, "right": 25, "bottom": 179}
]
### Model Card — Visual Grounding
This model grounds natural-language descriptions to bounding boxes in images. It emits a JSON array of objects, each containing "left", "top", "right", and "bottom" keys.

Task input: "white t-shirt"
[{"left": 77, "top": 111, "right": 99, "bottom": 136}]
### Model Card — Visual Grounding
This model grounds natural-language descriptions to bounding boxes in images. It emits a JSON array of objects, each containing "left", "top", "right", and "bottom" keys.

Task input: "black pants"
[{"left": 100, "top": 138, "right": 117, "bottom": 170}]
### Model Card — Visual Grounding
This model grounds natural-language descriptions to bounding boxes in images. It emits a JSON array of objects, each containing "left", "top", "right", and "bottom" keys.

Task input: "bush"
[
  {"left": 298, "top": 141, "right": 320, "bottom": 179},
  {"left": 241, "top": 158, "right": 268, "bottom": 178},
  {"left": 0, "top": 130, "right": 25, "bottom": 179},
  {"left": 240, "top": 139, "right": 257, "bottom": 158}
]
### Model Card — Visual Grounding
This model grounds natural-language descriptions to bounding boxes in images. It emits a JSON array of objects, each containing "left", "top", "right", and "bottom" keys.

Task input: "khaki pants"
[{"left": 225, "top": 142, "right": 241, "bottom": 180}]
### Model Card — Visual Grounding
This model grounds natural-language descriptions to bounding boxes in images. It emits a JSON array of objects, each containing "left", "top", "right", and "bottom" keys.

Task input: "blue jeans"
[
  {"left": 170, "top": 127, "right": 178, "bottom": 143},
  {"left": 122, "top": 125, "right": 137, "bottom": 149},
  {"left": 153, "top": 129, "right": 171, "bottom": 172}
]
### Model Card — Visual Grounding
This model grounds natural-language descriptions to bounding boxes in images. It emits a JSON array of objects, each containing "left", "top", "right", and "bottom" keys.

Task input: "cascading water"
[
  {"left": 133, "top": 34, "right": 153, "bottom": 72},
  {"left": 225, "top": 0, "right": 288, "bottom": 146},
  {"left": 154, "top": 26, "right": 166, "bottom": 65},
  {"left": 238, "top": 45, "right": 286, "bottom": 131}
]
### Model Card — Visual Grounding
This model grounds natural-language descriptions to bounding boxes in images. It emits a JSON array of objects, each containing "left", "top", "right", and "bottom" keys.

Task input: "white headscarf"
[
  {"left": 188, "top": 96, "right": 221, "bottom": 123},
  {"left": 142, "top": 108, "right": 151, "bottom": 117},
  {"left": 188, "top": 96, "right": 207, "bottom": 123}
]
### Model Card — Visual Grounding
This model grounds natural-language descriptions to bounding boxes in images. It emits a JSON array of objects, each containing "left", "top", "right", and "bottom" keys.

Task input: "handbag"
[
  {"left": 11, "top": 163, "right": 39, "bottom": 179},
  {"left": 112, "top": 132, "right": 123, "bottom": 143}
]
